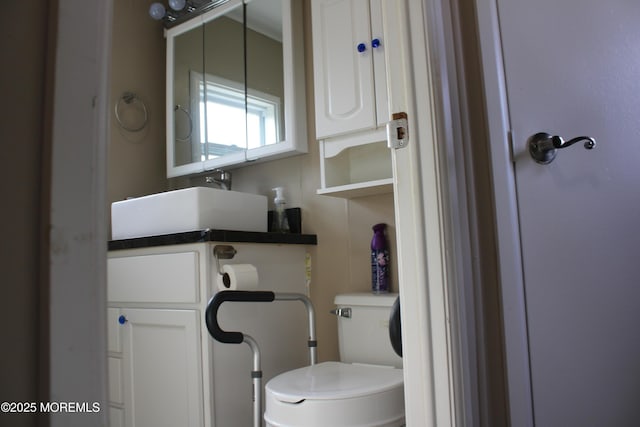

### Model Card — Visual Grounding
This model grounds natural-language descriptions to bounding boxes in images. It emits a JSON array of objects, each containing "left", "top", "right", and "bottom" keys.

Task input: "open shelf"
[
  {"left": 316, "top": 178, "right": 393, "bottom": 198},
  {"left": 317, "top": 129, "right": 393, "bottom": 198}
]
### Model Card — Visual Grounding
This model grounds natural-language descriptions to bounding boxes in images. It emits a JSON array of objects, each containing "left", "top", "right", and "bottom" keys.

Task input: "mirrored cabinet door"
[
  {"left": 245, "top": 0, "right": 285, "bottom": 151},
  {"left": 201, "top": 3, "right": 247, "bottom": 167},
  {"left": 243, "top": 0, "right": 307, "bottom": 163},
  {"left": 167, "top": 0, "right": 246, "bottom": 177},
  {"left": 170, "top": 21, "right": 205, "bottom": 175}
]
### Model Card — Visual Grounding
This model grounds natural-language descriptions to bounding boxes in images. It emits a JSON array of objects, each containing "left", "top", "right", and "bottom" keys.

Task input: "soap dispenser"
[{"left": 272, "top": 187, "right": 290, "bottom": 233}]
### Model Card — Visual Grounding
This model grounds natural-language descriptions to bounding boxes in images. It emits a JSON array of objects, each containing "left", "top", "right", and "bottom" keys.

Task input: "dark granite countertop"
[{"left": 108, "top": 229, "right": 318, "bottom": 251}]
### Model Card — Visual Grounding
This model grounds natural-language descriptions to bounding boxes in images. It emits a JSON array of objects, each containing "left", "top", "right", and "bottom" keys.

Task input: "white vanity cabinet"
[
  {"left": 107, "top": 248, "right": 204, "bottom": 427},
  {"left": 107, "top": 241, "right": 311, "bottom": 427},
  {"left": 311, "top": 0, "right": 389, "bottom": 139}
]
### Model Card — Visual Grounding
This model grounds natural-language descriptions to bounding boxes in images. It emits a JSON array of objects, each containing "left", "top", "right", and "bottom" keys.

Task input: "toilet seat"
[
  {"left": 264, "top": 361, "right": 405, "bottom": 427},
  {"left": 267, "top": 361, "right": 404, "bottom": 401}
]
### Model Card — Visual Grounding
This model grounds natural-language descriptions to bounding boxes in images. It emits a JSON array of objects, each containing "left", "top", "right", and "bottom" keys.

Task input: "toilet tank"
[{"left": 334, "top": 293, "right": 403, "bottom": 368}]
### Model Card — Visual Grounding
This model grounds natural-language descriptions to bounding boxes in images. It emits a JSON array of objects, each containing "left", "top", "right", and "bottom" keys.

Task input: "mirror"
[
  {"left": 245, "top": 0, "right": 285, "bottom": 150},
  {"left": 166, "top": 0, "right": 307, "bottom": 178}
]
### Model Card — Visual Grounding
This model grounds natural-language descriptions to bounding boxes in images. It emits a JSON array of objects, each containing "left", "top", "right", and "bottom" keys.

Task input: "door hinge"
[{"left": 387, "top": 112, "right": 409, "bottom": 149}]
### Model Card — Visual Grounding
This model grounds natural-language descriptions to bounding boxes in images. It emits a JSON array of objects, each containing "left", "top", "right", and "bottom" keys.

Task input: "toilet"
[{"left": 264, "top": 293, "right": 404, "bottom": 427}]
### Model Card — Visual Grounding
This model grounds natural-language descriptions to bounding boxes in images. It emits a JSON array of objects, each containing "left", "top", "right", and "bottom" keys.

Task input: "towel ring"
[
  {"left": 174, "top": 104, "right": 193, "bottom": 141},
  {"left": 115, "top": 92, "right": 148, "bottom": 132}
]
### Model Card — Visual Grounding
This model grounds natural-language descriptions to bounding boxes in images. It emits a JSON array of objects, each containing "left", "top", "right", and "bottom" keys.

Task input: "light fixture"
[
  {"left": 168, "top": 0, "right": 187, "bottom": 11},
  {"left": 148, "top": 2, "right": 166, "bottom": 20},
  {"left": 148, "top": 0, "right": 230, "bottom": 28}
]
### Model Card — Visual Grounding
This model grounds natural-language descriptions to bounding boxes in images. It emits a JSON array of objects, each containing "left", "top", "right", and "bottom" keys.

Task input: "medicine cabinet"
[{"left": 166, "top": 0, "right": 307, "bottom": 178}]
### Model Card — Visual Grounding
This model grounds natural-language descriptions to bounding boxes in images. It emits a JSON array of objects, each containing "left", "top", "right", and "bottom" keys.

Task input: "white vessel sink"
[{"left": 111, "top": 187, "right": 268, "bottom": 240}]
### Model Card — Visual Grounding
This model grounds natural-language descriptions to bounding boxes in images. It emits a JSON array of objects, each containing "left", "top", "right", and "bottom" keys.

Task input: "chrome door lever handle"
[{"left": 528, "top": 132, "right": 596, "bottom": 164}]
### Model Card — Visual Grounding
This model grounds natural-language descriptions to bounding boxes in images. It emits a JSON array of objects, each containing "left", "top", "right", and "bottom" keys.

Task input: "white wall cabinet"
[
  {"left": 311, "top": 0, "right": 394, "bottom": 197},
  {"left": 312, "top": 0, "right": 389, "bottom": 139},
  {"left": 107, "top": 242, "right": 311, "bottom": 427}
]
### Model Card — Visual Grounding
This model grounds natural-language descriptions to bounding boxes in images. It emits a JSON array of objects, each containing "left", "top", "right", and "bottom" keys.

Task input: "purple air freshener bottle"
[{"left": 371, "top": 223, "right": 390, "bottom": 293}]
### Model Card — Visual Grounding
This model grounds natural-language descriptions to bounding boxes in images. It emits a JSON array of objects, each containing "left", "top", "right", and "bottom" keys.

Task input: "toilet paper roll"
[{"left": 216, "top": 264, "right": 259, "bottom": 291}]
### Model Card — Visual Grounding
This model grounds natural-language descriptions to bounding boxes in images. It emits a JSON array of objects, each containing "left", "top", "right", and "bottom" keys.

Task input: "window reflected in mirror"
[{"left": 192, "top": 71, "right": 281, "bottom": 160}]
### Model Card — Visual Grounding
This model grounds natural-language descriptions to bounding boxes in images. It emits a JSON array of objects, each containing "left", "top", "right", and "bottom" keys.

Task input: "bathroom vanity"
[{"left": 107, "top": 230, "right": 316, "bottom": 427}]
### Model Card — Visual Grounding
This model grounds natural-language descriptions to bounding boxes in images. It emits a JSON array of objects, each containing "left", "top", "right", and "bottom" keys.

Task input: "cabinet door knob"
[
  {"left": 357, "top": 42, "right": 367, "bottom": 53},
  {"left": 371, "top": 38, "right": 381, "bottom": 48},
  {"left": 118, "top": 315, "right": 127, "bottom": 325}
]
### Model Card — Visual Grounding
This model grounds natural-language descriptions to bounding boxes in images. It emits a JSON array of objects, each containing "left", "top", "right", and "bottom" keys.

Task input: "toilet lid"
[{"left": 266, "top": 361, "right": 404, "bottom": 403}]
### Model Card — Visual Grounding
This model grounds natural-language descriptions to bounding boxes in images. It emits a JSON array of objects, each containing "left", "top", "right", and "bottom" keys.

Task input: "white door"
[{"left": 483, "top": 0, "right": 640, "bottom": 425}]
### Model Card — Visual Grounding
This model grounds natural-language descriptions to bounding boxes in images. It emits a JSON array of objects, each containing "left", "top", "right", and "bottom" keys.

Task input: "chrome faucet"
[{"left": 205, "top": 169, "right": 232, "bottom": 190}]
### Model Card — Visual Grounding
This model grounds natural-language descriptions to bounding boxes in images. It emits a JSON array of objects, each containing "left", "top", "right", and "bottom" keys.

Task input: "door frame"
[
  {"left": 390, "top": 0, "right": 455, "bottom": 422},
  {"left": 395, "top": 0, "right": 500, "bottom": 425},
  {"left": 48, "top": 0, "right": 112, "bottom": 425},
  {"left": 49, "top": 0, "right": 500, "bottom": 426},
  {"left": 473, "top": 0, "right": 534, "bottom": 425},
  {"left": 404, "top": 0, "right": 534, "bottom": 424}
]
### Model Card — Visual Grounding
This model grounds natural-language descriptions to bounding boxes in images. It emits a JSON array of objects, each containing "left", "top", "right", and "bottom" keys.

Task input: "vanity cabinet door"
[
  {"left": 119, "top": 308, "right": 203, "bottom": 427},
  {"left": 311, "top": 0, "right": 389, "bottom": 139}
]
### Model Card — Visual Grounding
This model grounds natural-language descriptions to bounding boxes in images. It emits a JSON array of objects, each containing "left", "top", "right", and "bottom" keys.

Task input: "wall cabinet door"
[
  {"left": 312, "top": 0, "right": 389, "bottom": 139},
  {"left": 119, "top": 308, "right": 203, "bottom": 427}
]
